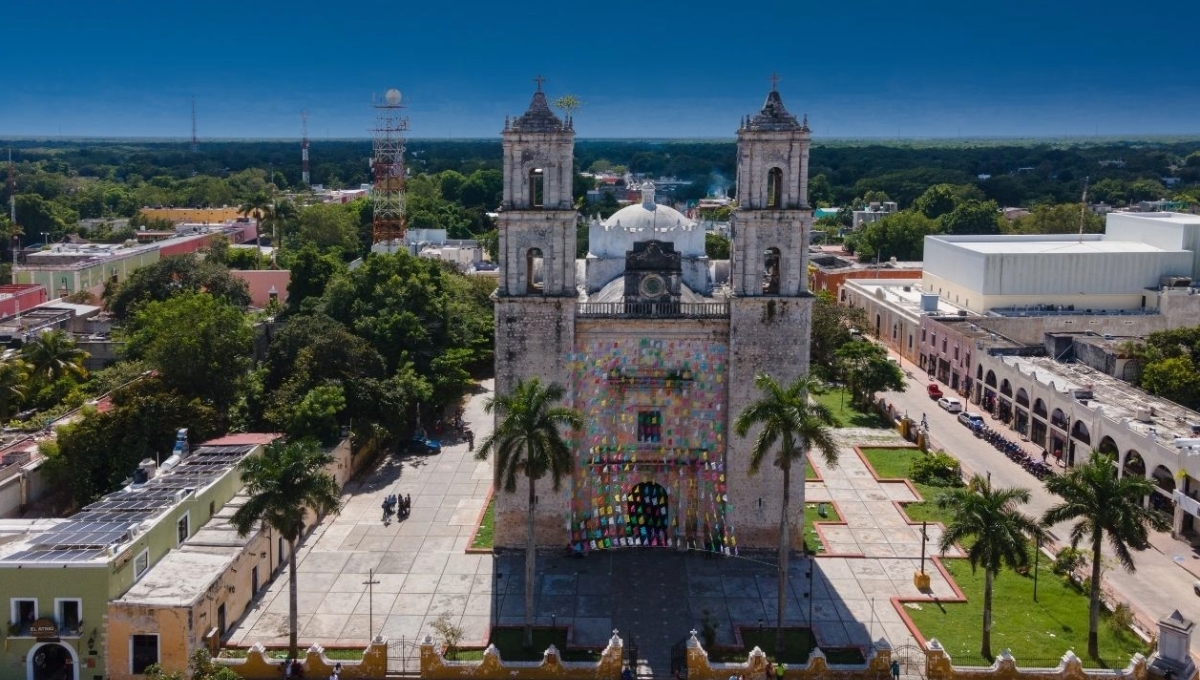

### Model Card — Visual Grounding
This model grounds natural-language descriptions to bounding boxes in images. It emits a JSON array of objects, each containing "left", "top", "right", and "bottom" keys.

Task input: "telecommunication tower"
[
  {"left": 371, "top": 89, "right": 408, "bottom": 248},
  {"left": 301, "top": 110, "right": 311, "bottom": 186},
  {"left": 190, "top": 97, "right": 199, "bottom": 154}
]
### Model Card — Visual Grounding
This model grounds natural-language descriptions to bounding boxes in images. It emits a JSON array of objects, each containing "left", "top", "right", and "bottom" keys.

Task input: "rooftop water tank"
[{"left": 920, "top": 293, "right": 939, "bottom": 312}]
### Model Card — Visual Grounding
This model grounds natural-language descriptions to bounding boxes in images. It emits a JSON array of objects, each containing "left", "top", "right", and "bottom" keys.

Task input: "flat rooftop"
[
  {"left": 845, "top": 280, "right": 978, "bottom": 317},
  {"left": 0, "top": 444, "right": 259, "bottom": 566},
  {"left": 949, "top": 240, "right": 1169, "bottom": 255},
  {"left": 997, "top": 355, "right": 1200, "bottom": 444}
]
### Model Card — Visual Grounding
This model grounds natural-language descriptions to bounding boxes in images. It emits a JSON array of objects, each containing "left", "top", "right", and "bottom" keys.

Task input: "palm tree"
[
  {"left": 733, "top": 373, "right": 838, "bottom": 650},
  {"left": 260, "top": 199, "right": 298, "bottom": 259},
  {"left": 22, "top": 329, "right": 89, "bottom": 386},
  {"left": 230, "top": 439, "right": 342, "bottom": 658},
  {"left": 937, "top": 475, "right": 1041, "bottom": 659},
  {"left": 0, "top": 359, "right": 30, "bottom": 421},
  {"left": 474, "top": 378, "right": 582, "bottom": 649},
  {"left": 1043, "top": 453, "right": 1168, "bottom": 659},
  {"left": 239, "top": 192, "right": 271, "bottom": 249}
]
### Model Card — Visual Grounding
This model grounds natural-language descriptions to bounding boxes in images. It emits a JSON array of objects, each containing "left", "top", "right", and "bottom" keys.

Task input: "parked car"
[
  {"left": 405, "top": 435, "right": 442, "bottom": 455},
  {"left": 937, "top": 396, "right": 963, "bottom": 413},
  {"left": 927, "top": 383, "right": 943, "bottom": 400},
  {"left": 958, "top": 412, "right": 985, "bottom": 430}
]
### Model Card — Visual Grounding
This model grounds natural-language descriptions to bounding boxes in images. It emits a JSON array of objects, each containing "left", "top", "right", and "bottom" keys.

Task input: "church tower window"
[
  {"left": 763, "top": 247, "right": 781, "bottom": 294},
  {"left": 529, "top": 168, "right": 545, "bottom": 208},
  {"left": 526, "top": 248, "right": 544, "bottom": 294},
  {"left": 767, "top": 167, "right": 783, "bottom": 208}
]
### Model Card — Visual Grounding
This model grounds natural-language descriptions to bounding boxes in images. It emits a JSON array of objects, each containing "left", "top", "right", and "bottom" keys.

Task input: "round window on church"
[{"left": 639, "top": 274, "right": 667, "bottom": 299}]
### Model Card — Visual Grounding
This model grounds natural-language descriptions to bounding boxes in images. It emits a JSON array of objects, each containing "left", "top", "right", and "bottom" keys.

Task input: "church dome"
[{"left": 600, "top": 183, "right": 698, "bottom": 247}]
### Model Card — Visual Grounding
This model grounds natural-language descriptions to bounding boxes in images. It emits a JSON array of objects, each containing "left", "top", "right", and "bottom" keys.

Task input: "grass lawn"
[
  {"left": 803, "top": 502, "right": 840, "bottom": 554},
  {"left": 906, "top": 559, "right": 1146, "bottom": 668},
  {"left": 813, "top": 387, "right": 890, "bottom": 429},
  {"left": 708, "top": 628, "right": 865, "bottom": 664},
  {"left": 858, "top": 447, "right": 955, "bottom": 526},
  {"left": 469, "top": 497, "right": 494, "bottom": 550}
]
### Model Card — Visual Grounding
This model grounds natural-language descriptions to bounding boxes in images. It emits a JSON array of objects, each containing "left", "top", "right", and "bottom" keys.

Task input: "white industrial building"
[{"left": 923, "top": 231, "right": 1195, "bottom": 315}]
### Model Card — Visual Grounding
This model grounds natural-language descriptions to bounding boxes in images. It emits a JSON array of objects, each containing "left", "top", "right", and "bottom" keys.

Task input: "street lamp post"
[{"left": 363, "top": 569, "right": 381, "bottom": 642}]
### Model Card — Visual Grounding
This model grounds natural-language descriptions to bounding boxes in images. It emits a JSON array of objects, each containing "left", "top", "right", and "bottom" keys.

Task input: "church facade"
[{"left": 493, "top": 85, "right": 814, "bottom": 553}]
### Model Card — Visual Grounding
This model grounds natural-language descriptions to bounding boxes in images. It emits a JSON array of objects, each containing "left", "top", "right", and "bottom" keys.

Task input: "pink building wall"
[
  {"left": 0, "top": 284, "right": 48, "bottom": 317},
  {"left": 232, "top": 270, "right": 290, "bottom": 307}
]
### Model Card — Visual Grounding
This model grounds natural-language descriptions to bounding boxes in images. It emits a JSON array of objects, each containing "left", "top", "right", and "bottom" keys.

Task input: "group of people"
[{"left": 381, "top": 493, "right": 411, "bottom": 521}]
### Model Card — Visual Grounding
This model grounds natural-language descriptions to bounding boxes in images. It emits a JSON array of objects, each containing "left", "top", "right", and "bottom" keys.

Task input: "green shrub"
[
  {"left": 910, "top": 451, "right": 963, "bottom": 487},
  {"left": 1053, "top": 547, "right": 1086, "bottom": 576}
]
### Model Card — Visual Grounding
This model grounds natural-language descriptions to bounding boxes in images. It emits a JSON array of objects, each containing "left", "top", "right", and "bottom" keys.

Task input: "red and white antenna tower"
[
  {"left": 301, "top": 110, "right": 311, "bottom": 186},
  {"left": 190, "top": 97, "right": 199, "bottom": 153},
  {"left": 371, "top": 89, "right": 408, "bottom": 249}
]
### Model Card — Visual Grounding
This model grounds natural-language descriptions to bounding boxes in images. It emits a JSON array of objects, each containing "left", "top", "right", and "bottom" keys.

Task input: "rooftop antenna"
[
  {"left": 190, "top": 97, "right": 199, "bottom": 154},
  {"left": 301, "top": 110, "right": 310, "bottom": 186},
  {"left": 1078, "top": 176, "right": 1089, "bottom": 243}
]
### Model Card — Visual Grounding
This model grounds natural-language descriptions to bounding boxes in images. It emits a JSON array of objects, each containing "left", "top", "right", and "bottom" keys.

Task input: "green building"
[{"left": 0, "top": 434, "right": 275, "bottom": 680}]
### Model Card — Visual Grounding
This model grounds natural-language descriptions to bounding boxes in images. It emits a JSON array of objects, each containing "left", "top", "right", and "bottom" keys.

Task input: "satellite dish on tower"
[{"left": 385, "top": 89, "right": 402, "bottom": 106}]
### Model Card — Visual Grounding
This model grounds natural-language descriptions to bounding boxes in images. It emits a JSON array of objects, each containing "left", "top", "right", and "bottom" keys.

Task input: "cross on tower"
[
  {"left": 769, "top": 72, "right": 781, "bottom": 91},
  {"left": 534, "top": 75, "right": 545, "bottom": 91}
]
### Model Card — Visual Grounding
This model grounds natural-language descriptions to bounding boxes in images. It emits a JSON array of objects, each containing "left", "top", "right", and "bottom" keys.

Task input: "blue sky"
[{"left": 4, "top": 0, "right": 1198, "bottom": 139}]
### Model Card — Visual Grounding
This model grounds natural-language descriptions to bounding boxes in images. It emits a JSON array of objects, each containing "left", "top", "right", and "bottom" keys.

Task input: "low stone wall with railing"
[
  {"left": 924, "top": 639, "right": 1147, "bottom": 680},
  {"left": 214, "top": 640, "right": 389, "bottom": 680},
  {"left": 419, "top": 631, "right": 625, "bottom": 680},
  {"left": 684, "top": 633, "right": 891, "bottom": 680}
]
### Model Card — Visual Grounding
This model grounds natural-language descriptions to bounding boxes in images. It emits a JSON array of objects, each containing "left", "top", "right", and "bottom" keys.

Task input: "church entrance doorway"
[
  {"left": 625, "top": 482, "right": 669, "bottom": 547},
  {"left": 29, "top": 642, "right": 77, "bottom": 680}
]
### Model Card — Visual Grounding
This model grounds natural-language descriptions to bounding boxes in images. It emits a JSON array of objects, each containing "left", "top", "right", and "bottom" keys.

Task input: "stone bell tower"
[
  {"left": 725, "top": 84, "right": 816, "bottom": 550},
  {"left": 492, "top": 81, "right": 578, "bottom": 548}
]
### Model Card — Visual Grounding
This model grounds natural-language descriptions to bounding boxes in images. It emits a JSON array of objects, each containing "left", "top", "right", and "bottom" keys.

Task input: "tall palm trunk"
[
  {"left": 1088, "top": 532, "right": 1103, "bottom": 658},
  {"left": 288, "top": 537, "right": 299, "bottom": 659},
  {"left": 776, "top": 461, "right": 791, "bottom": 651},
  {"left": 524, "top": 464, "right": 537, "bottom": 649},
  {"left": 981, "top": 569, "right": 994, "bottom": 659}
]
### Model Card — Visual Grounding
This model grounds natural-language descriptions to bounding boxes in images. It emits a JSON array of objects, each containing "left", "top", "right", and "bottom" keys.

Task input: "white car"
[{"left": 937, "top": 396, "right": 963, "bottom": 413}]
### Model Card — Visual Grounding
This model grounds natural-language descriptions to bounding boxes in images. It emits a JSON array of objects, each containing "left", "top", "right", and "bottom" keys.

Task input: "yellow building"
[
  {"left": 106, "top": 495, "right": 281, "bottom": 680},
  {"left": 139, "top": 208, "right": 246, "bottom": 224}
]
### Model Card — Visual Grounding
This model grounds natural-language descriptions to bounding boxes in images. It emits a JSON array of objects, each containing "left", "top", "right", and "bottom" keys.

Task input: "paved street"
[{"left": 883, "top": 352, "right": 1200, "bottom": 654}]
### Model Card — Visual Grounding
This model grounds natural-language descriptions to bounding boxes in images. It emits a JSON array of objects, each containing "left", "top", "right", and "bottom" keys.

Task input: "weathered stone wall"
[
  {"left": 419, "top": 633, "right": 625, "bottom": 680},
  {"left": 492, "top": 296, "right": 576, "bottom": 549},
  {"left": 498, "top": 211, "right": 577, "bottom": 297},
  {"left": 727, "top": 296, "right": 813, "bottom": 549},
  {"left": 730, "top": 210, "right": 813, "bottom": 298},
  {"left": 216, "top": 640, "right": 388, "bottom": 680}
]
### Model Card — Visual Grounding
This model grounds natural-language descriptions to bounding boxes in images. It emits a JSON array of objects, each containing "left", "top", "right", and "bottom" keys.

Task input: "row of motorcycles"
[{"left": 976, "top": 425, "right": 1054, "bottom": 480}]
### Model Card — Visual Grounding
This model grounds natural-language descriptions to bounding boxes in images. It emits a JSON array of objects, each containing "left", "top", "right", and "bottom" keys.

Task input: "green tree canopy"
[
  {"left": 122, "top": 291, "right": 252, "bottom": 411},
  {"left": 845, "top": 211, "right": 940, "bottom": 262},
  {"left": 835, "top": 340, "right": 906, "bottom": 408},
  {"left": 294, "top": 202, "right": 360, "bottom": 255},
  {"left": 106, "top": 254, "right": 251, "bottom": 319}
]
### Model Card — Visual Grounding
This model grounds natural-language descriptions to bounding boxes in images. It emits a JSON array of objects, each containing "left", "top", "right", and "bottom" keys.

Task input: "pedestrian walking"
[
  {"left": 467, "top": 429, "right": 475, "bottom": 451},
  {"left": 891, "top": 659, "right": 900, "bottom": 680}
]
